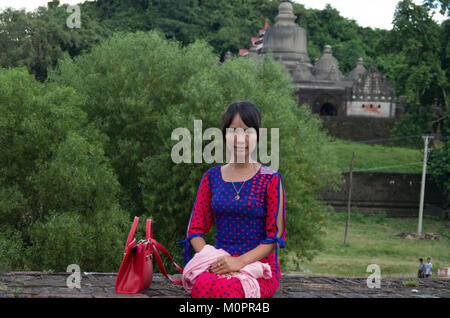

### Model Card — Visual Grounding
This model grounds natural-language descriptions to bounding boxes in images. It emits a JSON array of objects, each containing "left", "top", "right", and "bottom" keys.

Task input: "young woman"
[{"left": 178, "top": 100, "right": 286, "bottom": 298}]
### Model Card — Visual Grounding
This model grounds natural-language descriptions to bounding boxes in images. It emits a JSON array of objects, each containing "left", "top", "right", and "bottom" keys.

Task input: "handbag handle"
[
  {"left": 146, "top": 219, "right": 153, "bottom": 241},
  {"left": 124, "top": 216, "right": 139, "bottom": 253},
  {"left": 124, "top": 217, "right": 152, "bottom": 252}
]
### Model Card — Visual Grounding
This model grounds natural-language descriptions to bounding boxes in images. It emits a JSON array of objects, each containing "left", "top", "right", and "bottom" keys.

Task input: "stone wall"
[
  {"left": 319, "top": 171, "right": 448, "bottom": 218},
  {"left": 1, "top": 272, "right": 448, "bottom": 298},
  {"left": 318, "top": 115, "right": 398, "bottom": 142}
]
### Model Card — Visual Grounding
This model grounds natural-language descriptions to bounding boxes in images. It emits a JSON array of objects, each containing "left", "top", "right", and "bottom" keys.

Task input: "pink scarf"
[{"left": 182, "top": 245, "right": 272, "bottom": 298}]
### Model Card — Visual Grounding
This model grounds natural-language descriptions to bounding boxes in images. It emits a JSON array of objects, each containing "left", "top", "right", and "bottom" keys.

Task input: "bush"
[
  {"left": 26, "top": 205, "right": 130, "bottom": 272},
  {"left": 0, "top": 229, "right": 28, "bottom": 271},
  {"left": 29, "top": 131, "right": 121, "bottom": 216},
  {"left": 27, "top": 211, "right": 86, "bottom": 271},
  {"left": 0, "top": 67, "right": 116, "bottom": 225},
  {"left": 369, "top": 210, "right": 387, "bottom": 224},
  {"left": 348, "top": 206, "right": 366, "bottom": 223},
  {"left": 0, "top": 67, "right": 126, "bottom": 271}
]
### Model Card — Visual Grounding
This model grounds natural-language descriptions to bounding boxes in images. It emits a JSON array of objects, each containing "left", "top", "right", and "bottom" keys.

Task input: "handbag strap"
[
  {"left": 149, "top": 236, "right": 184, "bottom": 285},
  {"left": 152, "top": 238, "right": 183, "bottom": 274},
  {"left": 152, "top": 241, "right": 183, "bottom": 285}
]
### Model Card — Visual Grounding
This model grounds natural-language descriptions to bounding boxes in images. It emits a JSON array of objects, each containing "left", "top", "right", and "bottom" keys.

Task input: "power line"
[
  {"left": 330, "top": 134, "right": 449, "bottom": 145},
  {"left": 330, "top": 135, "right": 423, "bottom": 145},
  {"left": 341, "top": 161, "right": 423, "bottom": 173}
]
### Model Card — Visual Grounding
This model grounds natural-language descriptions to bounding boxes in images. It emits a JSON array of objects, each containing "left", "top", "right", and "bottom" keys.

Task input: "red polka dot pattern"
[{"left": 191, "top": 253, "right": 280, "bottom": 298}]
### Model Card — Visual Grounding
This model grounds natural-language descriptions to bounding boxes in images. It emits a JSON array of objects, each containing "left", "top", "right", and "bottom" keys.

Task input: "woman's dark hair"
[{"left": 221, "top": 100, "right": 261, "bottom": 143}]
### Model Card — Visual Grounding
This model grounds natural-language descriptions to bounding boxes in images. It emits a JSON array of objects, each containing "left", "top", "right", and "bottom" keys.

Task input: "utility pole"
[
  {"left": 344, "top": 151, "right": 356, "bottom": 245},
  {"left": 418, "top": 135, "right": 434, "bottom": 234}
]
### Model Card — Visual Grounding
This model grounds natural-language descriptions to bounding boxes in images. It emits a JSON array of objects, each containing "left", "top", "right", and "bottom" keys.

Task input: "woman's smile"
[{"left": 234, "top": 145, "right": 248, "bottom": 151}]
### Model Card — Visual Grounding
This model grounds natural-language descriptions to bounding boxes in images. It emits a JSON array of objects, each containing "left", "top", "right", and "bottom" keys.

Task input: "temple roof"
[
  {"left": 239, "top": 20, "right": 270, "bottom": 57},
  {"left": 351, "top": 59, "right": 395, "bottom": 100},
  {"left": 239, "top": 49, "right": 248, "bottom": 56},
  {"left": 293, "top": 61, "right": 313, "bottom": 81},
  {"left": 349, "top": 57, "right": 367, "bottom": 81},
  {"left": 275, "top": 2, "right": 297, "bottom": 26},
  {"left": 313, "top": 45, "right": 344, "bottom": 81}
]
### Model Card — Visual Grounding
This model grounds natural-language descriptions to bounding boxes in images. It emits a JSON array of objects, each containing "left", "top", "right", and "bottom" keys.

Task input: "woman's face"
[{"left": 225, "top": 113, "right": 258, "bottom": 163}]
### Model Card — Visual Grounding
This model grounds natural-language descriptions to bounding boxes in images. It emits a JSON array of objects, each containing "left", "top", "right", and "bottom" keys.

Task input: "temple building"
[{"left": 238, "top": 1, "right": 407, "bottom": 119}]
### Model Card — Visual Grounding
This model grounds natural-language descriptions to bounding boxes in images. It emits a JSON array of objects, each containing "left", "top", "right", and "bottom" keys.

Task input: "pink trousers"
[{"left": 189, "top": 250, "right": 281, "bottom": 298}]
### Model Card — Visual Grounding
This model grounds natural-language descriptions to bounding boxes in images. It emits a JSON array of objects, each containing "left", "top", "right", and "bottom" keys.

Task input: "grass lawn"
[
  {"left": 325, "top": 138, "right": 424, "bottom": 173},
  {"left": 289, "top": 212, "right": 450, "bottom": 278}
]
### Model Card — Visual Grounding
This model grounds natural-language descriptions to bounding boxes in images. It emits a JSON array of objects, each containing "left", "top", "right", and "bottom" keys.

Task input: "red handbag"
[{"left": 115, "top": 216, "right": 183, "bottom": 294}]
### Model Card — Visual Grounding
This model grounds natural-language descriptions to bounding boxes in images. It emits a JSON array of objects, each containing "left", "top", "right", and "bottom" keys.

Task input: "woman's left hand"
[{"left": 210, "top": 256, "right": 245, "bottom": 275}]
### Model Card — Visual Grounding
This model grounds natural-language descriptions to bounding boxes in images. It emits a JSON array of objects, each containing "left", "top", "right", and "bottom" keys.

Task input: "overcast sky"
[{"left": 0, "top": 0, "right": 446, "bottom": 30}]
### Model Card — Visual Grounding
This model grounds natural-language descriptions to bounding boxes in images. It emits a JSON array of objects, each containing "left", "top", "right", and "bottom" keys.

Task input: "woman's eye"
[
  {"left": 227, "top": 128, "right": 256, "bottom": 135},
  {"left": 228, "top": 128, "right": 242, "bottom": 134}
]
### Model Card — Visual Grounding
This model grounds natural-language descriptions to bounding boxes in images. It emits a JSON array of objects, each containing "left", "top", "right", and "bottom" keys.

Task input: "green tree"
[
  {"left": 0, "top": 4, "right": 105, "bottom": 81},
  {"left": 428, "top": 140, "right": 450, "bottom": 214},
  {"left": 374, "top": 0, "right": 449, "bottom": 148},
  {"left": 0, "top": 67, "right": 129, "bottom": 271},
  {"left": 424, "top": 0, "right": 450, "bottom": 15},
  {"left": 292, "top": 3, "right": 382, "bottom": 74}
]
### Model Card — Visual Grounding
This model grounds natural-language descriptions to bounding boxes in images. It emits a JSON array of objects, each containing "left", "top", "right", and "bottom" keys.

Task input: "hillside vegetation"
[
  {"left": 326, "top": 138, "right": 425, "bottom": 173},
  {"left": 284, "top": 212, "right": 450, "bottom": 277}
]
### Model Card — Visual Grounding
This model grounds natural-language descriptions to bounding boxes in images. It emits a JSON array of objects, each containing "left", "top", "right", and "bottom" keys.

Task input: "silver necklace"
[
  {"left": 229, "top": 163, "right": 258, "bottom": 201},
  {"left": 231, "top": 182, "right": 245, "bottom": 201}
]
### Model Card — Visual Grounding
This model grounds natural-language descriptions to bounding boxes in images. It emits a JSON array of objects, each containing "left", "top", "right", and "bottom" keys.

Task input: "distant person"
[
  {"left": 418, "top": 258, "right": 425, "bottom": 278},
  {"left": 425, "top": 257, "right": 433, "bottom": 278}
]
